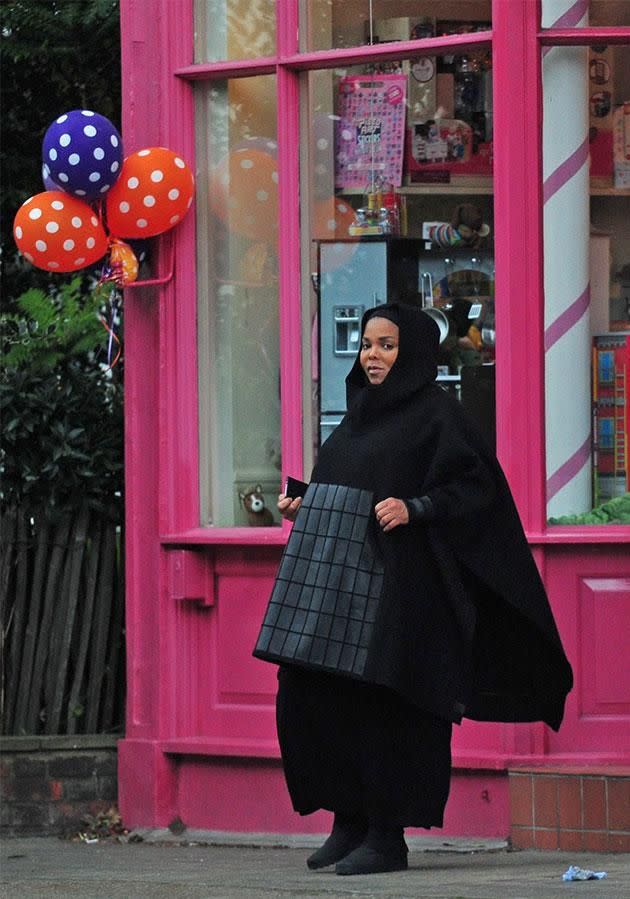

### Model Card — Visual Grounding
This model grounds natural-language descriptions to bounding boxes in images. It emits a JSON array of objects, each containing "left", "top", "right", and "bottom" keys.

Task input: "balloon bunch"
[
  {"left": 13, "top": 109, "right": 195, "bottom": 365},
  {"left": 14, "top": 109, "right": 194, "bottom": 280}
]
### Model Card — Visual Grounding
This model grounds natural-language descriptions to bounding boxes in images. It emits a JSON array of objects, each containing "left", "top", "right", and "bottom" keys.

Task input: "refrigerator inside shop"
[{"left": 317, "top": 237, "right": 496, "bottom": 448}]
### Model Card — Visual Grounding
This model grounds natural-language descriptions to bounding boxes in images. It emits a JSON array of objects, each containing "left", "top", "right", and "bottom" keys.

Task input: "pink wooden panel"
[
  {"left": 492, "top": 0, "right": 546, "bottom": 532},
  {"left": 580, "top": 579, "right": 630, "bottom": 715},
  {"left": 215, "top": 572, "right": 279, "bottom": 704},
  {"left": 196, "top": 549, "right": 281, "bottom": 743},
  {"left": 545, "top": 546, "right": 630, "bottom": 759},
  {"left": 159, "top": 543, "right": 630, "bottom": 767},
  {"left": 174, "top": 760, "right": 508, "bottom": 837},
  {"left": 120, "top": 0, "right": 164, "bottom": 742},
  {"left": 451, "top": 719, "right": 506, "bottom": 761}
]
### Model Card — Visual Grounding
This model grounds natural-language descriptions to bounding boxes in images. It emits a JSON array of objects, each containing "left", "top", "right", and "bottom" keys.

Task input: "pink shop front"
[{"left": 118, "top": 1, "right": 630, "bottom": 841}]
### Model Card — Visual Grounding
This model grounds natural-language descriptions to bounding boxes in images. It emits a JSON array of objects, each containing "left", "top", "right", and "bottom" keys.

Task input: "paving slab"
[{"left": 1, "top": 836, "right": 628, "bottom": 899}]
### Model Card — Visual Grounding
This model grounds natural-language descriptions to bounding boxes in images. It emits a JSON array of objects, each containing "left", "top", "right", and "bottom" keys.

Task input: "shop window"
[
  {"left": 195, "top": 76, "right": 281, "bottom": 527},
  {"left": 194, "top": 0, "right": 275, "bottom": 62},
  {"left": 300, "top": 0, "right": 491, "bottom": 53},
  {"left": 300, "top": 46, "right": 495, "bottom": 472},
  {"left": 542, "top": 24, "right": 630, "bottom": 523}
]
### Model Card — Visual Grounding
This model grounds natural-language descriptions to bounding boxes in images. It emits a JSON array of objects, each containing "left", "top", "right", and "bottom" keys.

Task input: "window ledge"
[
  {"left": 160, "top": 525, "right": 629, "bottom": 548},
  {"left": 161, "top": 527, "right": 288, "bottom": 546},
  {"left": 527, "top": 526, "right": 630, "bottom": 544}
]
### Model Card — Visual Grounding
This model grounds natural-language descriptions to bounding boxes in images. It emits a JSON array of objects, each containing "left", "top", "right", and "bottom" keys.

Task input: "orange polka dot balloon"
[
  {"left": 210, "top": 148, "right": 278, "bottom": 242},
  {"left": 105, "top": 147, "right": 195, "bottom": 238},
  {"left": 13, "top": 191, "right": 108, "bottom": 272},
  {"left": 312, "top": 197, "right": 356, "bottom": 240},
  {"left": 312, "top": 197, "right": 358, "bottom": 270}
]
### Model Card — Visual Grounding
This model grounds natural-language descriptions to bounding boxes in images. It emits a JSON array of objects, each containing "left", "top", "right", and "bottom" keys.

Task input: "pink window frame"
[
  {"left": 532, "top": 5, "right": 630, "bottom": 545},
  {"left": 125, "top": 0, "right": 630, "bottom": 550}
]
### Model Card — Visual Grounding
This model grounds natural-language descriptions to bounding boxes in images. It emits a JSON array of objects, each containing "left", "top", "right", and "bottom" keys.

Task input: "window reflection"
[
  {"left": 543, "top": 38, "right": 630, "bottom": 524},
  {"left": 542, "top": 1, "right": 630, "bottom": 27},
  {"left": 194, "top": 0, "right": 275, "bottom": 62},
  {"left": 300, "top": 1, "right": 491, "bottom": 53},
  {"left": 196, "top": 77, "right": 281, "bottom": 527}
]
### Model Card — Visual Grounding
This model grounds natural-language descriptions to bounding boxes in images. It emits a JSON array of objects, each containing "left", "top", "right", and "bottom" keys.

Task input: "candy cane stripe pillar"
[{"left": 542, "top": 0, "right": 592, "bottom": 517}]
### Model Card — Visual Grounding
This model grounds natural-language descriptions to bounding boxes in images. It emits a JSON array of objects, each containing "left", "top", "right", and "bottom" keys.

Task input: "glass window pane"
[
  {"left": 195, "top": 77, "right": 281, "bottom": 527},
  {"left": 543, "top": 40, "right": 630, "bottom": 525},
  {"left": 194, "top": 0, "right": 276, "bottom": 62},
  {"left": 300, "top": 1, "right": 491, "bottom": 53},
  {"left": 591, "top": 0, "right": 630, "bottom": 25},
  {"left": 543, "top": 1, "right": 630, "bottom": 27},
  {"left": 300, "top": 56, "right": 495, "bottom": 474}
]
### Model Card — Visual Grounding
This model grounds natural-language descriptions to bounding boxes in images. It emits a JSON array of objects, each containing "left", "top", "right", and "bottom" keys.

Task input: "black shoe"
[
  {"left": 335, "top": 825, "right": 408, "bottom": 876},
  {"left": 307, "top": 814, "right": 368, "bottom": 870},
  {"left": 335, "top": 842, "right": 408, "bottom": 875}
]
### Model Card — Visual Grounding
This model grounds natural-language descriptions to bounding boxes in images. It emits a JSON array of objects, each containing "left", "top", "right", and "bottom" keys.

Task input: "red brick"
[
  {"left": 608, "top": 832, "right": 630, "bottom": 852},
  {"left": 607, "top": 778, "right": 630, "bottom": 831},
  {"left": 509, "top": 774, "right": 533, "bottom": 826},
  {"left": 533, "top": 827, "right": 559, "bottom": 850},
  {"left": 582, "top": 830, "right": 608, "bottom": 852},
  {"left": 582, "top": 777, "right": 606, "bottom": 830},
  {"left": 49, "top": 780, "right": 63, "bottom": 801},
  {"left": 559, "top": 829, "right": 583, "bottom": 851},
  {"left": 511, "top": 826, "right": 535, "bottom": 849},
  {"left": 558, "top": 777, "right": 581, "bottom": 829},
  {"left": 533, "top": 776, "right": 559, "bottom": 828}
]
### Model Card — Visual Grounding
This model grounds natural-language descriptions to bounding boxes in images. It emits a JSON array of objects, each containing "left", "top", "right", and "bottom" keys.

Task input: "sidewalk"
[{"left": 1, "top": 833, "right": 628, "bottom": 899}]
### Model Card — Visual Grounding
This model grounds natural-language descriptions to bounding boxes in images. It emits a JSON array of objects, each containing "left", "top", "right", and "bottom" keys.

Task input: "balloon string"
[{"left": 100, "top": 291, "right": 121, "bottom": 369}]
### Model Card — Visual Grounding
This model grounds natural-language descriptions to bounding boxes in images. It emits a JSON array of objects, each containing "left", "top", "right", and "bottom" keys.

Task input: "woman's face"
[{"left": 360, "top": 317, "right": 400, "bottom": 385}]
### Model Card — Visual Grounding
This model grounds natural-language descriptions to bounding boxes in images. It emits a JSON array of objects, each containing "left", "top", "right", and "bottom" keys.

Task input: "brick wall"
[
  {"left": 0, "top": 736, "right": 118, "bottom": 836},
  {"left": 509, "top": 767, "right": 630, "bottom": 852}
]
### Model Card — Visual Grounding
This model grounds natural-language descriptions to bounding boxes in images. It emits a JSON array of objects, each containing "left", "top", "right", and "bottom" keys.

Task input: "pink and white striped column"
[{"left": 542, "top": 0, "right": 592, "bottom": 517}]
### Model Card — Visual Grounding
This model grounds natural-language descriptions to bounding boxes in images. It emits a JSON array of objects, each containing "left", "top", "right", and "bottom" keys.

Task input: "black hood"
[{"left": 346, "top": 302, "right": 440, "bottom": 425}]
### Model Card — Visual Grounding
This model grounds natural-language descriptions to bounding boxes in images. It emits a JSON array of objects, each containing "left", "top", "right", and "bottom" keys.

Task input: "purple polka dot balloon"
[{"left": 42, "top": 110, "right": 123, "bottom": 202}]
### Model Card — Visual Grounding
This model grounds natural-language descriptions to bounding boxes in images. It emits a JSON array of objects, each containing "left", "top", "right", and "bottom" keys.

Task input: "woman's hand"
[
  {"left": 278, "top": 493, "right": 302, "bottom": 522},
  {"left": 375, "top": 497, "right": 409, "bottom": 532}
]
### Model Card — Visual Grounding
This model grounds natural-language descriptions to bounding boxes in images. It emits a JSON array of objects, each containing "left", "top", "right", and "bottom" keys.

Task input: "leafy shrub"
[{"left": 1, "top": 279, "right": 123, "bottom": 518}]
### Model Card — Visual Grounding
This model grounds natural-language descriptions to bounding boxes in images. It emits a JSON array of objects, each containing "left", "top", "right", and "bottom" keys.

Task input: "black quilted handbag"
[{"left": 253, "top": 482, "right": 384, "bottom": 678}]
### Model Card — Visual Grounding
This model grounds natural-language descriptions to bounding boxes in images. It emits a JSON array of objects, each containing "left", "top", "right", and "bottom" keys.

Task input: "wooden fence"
[{"left": 0, "top": 504, "right": 124, "bottom": 735}]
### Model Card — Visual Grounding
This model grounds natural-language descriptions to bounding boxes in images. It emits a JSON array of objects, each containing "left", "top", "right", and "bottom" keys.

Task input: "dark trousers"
[{"left": 276, "top": 666, "right": 452, "bottom": 828}]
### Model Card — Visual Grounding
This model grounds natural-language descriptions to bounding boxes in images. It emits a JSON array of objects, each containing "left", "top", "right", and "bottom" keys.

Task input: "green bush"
[{"left": 1, "top": 279, "right": 123, "bottom": 518}]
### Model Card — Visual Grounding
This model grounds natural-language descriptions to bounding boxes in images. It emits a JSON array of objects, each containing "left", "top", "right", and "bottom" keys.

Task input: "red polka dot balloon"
[
  {"left": 105, "top": 147, "right": 195, "bottom": 238},
  {"left": 13, "top": 191, "right": 108, "bottom": 272}
]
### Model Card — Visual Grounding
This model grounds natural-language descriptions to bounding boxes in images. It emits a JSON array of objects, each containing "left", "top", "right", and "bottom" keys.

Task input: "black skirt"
[{"left": 276, "top": 666, "right": 452, "bottom": 829}]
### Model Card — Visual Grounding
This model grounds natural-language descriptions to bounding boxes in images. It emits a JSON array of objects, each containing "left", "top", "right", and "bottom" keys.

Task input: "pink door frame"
[{"left": 117, "top": 0, "right": 630, "bottom": 834}]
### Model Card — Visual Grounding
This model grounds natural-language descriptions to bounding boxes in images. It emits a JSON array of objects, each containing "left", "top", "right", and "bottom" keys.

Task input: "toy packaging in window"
[
  {"left": 406, "top": 119, "right": 493, "bottom": 179},
  {"left": 334, "top": 75, "right": 407, "bottom": 189}
]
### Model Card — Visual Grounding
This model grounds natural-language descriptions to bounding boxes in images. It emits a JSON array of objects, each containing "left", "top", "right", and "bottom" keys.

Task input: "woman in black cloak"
[{"left": 253, "top": 302, "right": 573, "bottom": 876}]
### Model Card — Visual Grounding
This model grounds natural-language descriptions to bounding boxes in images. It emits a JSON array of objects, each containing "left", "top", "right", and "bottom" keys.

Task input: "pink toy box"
[{"left": 335, "top": 74, "right": 407, "bottom": 189}]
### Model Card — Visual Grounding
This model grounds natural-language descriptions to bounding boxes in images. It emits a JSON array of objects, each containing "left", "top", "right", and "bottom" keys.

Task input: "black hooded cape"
[{"left": 255, "top": 303, "right": 573, "bottom": 731}]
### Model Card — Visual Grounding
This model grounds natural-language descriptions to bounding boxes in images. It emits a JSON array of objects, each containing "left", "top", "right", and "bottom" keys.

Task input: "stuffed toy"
[
  {"left": 239, "top": 484, "right": 274, "bottom": 526},
  {"left": 427, "top": 203, "right": 490, "bottom": 249}
]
